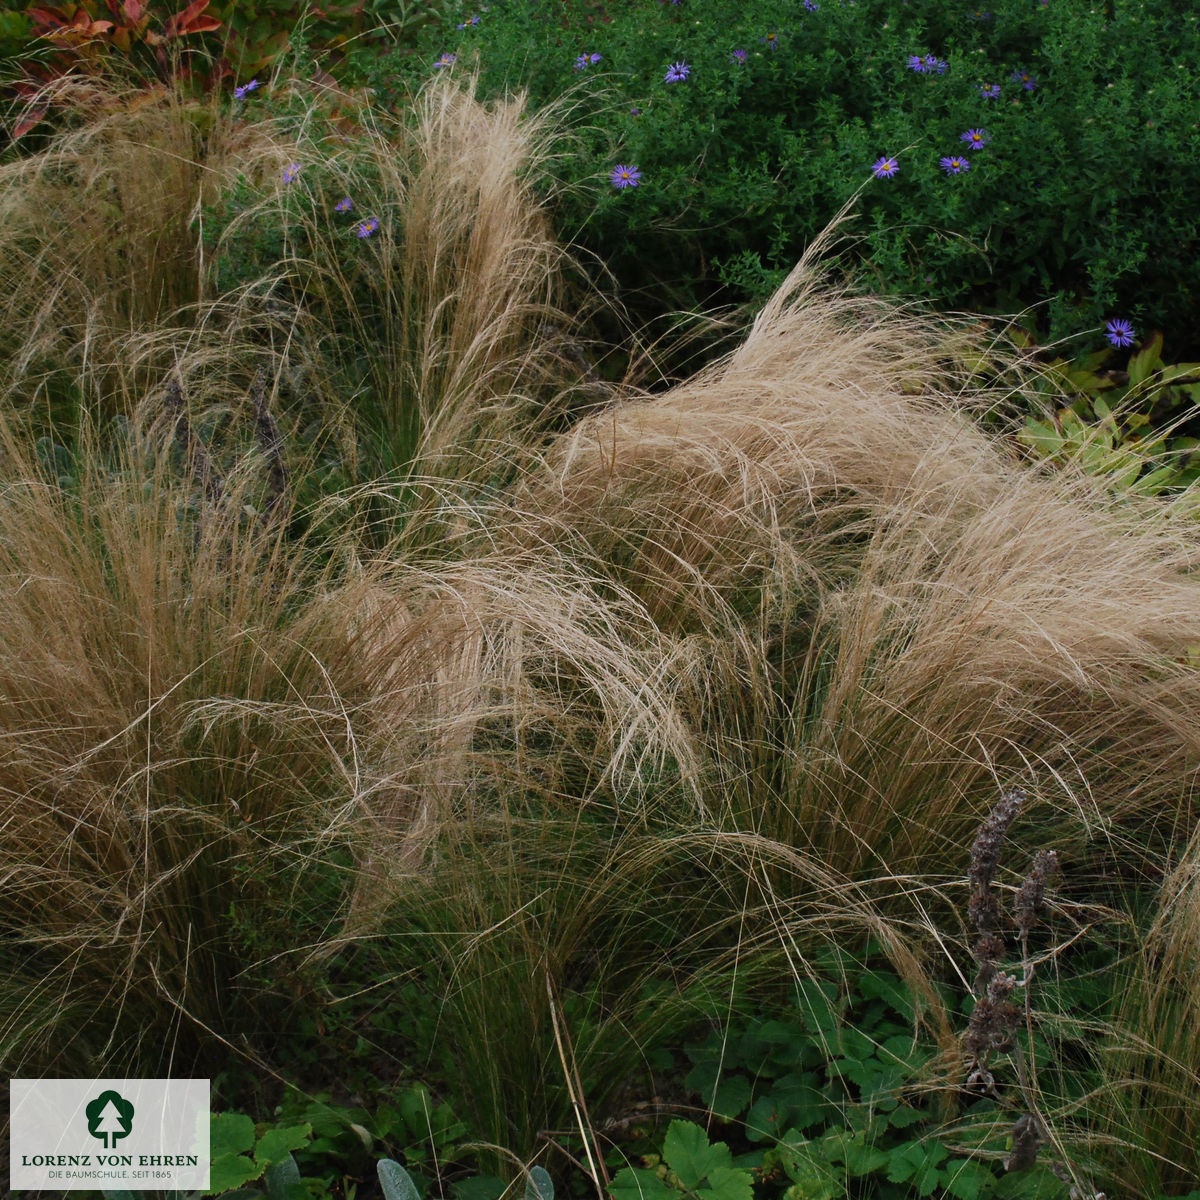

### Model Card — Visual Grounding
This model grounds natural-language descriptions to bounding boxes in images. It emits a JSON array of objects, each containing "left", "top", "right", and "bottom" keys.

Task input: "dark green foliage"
[
  {"left": 605, "top": 957, "right": 1082, "bottom": 1200},
  {"left": 1014, "top": 329, "right": 1200, "bottom": 494},
  {"left": 360, "top": 0, "right": 1200, "bottom": 357}
]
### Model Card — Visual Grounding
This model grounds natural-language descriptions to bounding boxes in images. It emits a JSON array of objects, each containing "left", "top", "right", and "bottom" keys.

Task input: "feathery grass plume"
[
  {"left": 338, "top": 526, "right": 949, "bottom": 1160},
  {"left": 199, "top": 67, "right": 603, "bottom": 544},
  {"left": 1095, "top": 827, "right": 1200, "bottom": 1195},
  {"left": 0, "top": 76, "right": 254, "bottom": 427},
  {"left": 0, "top": 410, "right": 376, "bottom": 1080},
  {"left": 248, "top": 365, "right": 289, "bottom": 523},
  {"left": 498, "top": 234, "right": 1200, "bottom": 887}
]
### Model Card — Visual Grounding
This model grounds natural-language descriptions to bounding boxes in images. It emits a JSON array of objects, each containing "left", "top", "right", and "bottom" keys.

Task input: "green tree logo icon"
[{"left": 85, "top": 1090, "right": 135, "bottom": 1149}]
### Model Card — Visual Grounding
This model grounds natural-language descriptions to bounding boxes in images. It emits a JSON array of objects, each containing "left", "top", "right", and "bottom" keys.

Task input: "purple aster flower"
[
  {"left": 356, "top": 218, "right": 379, "bottom": 238},
  {"left": 590, "top": 52, "right": 602, "bottom": 63},
  {"left": 871, "top": 155, "right": 899, "bottom": 179},
  {"left": 664, "top": 60, "right": 691, "bottom": 82},
  {"left": 334, "top": 196, "right": 353, "bottom": 213},
  {"left": 730, "top": 48, "right": 748, "bottom": 64},
  {"left": 907, "top": 54, "right": 927, "bottom": 72},
  {"left": 574, "top": 54, "right": 590, "bottom": 69},
  {"left": 456, "top": 13, "right": 480, "bottom": 27},
  {"left": 630, "top": 106, "right": 642, "bottom": 116},
  {"left": 968, "top": 8, "right": 991, "bottom": 18},
  {"left": 1011, "top": 68, "right": 1037, "bottom": 90},
  {"left": 433, "top": 52, "right": 456, "bottom": 68},
  {"left": 803, "top": 0, "right": 818, "bottom": 9},
  {"left": 960, "top": 128, "right": 989, "bottom": 148},
  {"left": 1105, "top": 318, "right": 1136, "bottom": 348},
  {"left": 611, "top": 164, "right": 642, "bottom": 189},
  {"left": 761, "top": 31, "right": 780, "bottom": 49},
  {"left": 979, "top": 82, "right": 1001, "bottom": 99},
  {"left": 283, "top": 163, "right": 301, "bottom": 184},
  {"left": 924, "top": 54, "right": 948, "bottom": 74},
  {"left": 234, "top": 78, "right": 259, "bottom": 99},
  {"left": 940, "top": 155, "right": 969, "bottom": 175}
]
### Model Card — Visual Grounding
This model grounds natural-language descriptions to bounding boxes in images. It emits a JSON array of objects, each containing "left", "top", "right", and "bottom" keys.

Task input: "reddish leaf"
[
  {"left": 162, "top": 0, "right": 221, "bottom": 39},
  {"left": 28, "top": 6, "right": 79, "bottom": 34},
  {"left": 124, "top": 0, "right": 146, "bottom": 21},
  {"left": 13, "top": 103, "right": 51, "bottom": 139}
]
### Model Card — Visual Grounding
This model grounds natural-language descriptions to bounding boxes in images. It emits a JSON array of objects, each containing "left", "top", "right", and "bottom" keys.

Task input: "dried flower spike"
[
  {"left": 1005, "top": 1114, "right": 1042, "bottom": 1172},
  {"left": 969, "top": 789, "right": 1024, "bottom": 902},
  {"left": 1015, "top": 848, "right": 1059, "bottom": 935}
]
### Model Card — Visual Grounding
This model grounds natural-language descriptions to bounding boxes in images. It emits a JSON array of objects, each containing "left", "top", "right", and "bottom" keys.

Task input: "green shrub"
[{"left": 358, "top": 0, "right": 1200, "bottom": 358}]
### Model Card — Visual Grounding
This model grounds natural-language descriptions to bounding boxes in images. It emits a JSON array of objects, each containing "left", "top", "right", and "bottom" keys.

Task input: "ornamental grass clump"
[
  {"left": 4, "top": 64, "right": 1200, "bottom": 1195},
  {"left": 0, "top": 407, "right": 378, "bottom": 1080},
  {"left": 0, "top": 77, "right": 238, "bottom": 424},
  {"left": 197, "top": 66, "right": 596, "bottom": 530},
  {"left": 341, "top": 221, "right": 1200, "bottom": 1175},
  {"left": 1096, "top": 830, "right": 1200, "bottom": 1196},
  {"left": 482, "top": 231, "right": 1200, "bottom": 887}
]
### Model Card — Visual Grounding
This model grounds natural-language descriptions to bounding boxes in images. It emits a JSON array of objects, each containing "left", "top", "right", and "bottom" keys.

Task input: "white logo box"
[{"left": 10, "top": 1079, "right": 209, "bottom": 1192}]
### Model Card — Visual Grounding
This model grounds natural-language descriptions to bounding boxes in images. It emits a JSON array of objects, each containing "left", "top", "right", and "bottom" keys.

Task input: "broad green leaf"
[
  {"left": 1130, "top": 464, "right": 1177, "bottom": 495},
  {"left": 992, "top": 1164, "right": 1069, "bottom": 1198},
  {"left": 912, "top": 1151, "right": 946, "bottom": 1197},
  {"left": 884, "top": 1140, "right": 946, "bottom": 1185},
  {"left": 1018, "top": 420, "right": 1063, "bottom": 457},
  {"left": 525, "top": 1165, "right": 554, "bottom": 1200},
  {"left": 255, "top": 1125, "right": 311, "bottom": 1169},
  {"left": 378, "top": 1159, "right": 422, "bottom": 1200},
  {"left": 1127, "top": 332, "right": 1164, "bottom": 386},
  {"left": 795, "top": 979, "right": 840, "bottom": 1037},
  {"left": 207, "top": 1151, "right": 260, "bottom": 1194},
  {"left": 745, "top": 1096, "right": 791, "bottom": 1142},
  {"left": 854, "top": 972, "right": 915, "bottom": 1022},
  {"left": 711, "top": 1074, "right": 752, "bottom": 1121},
  {"left": 607, "top": 1167, "right": 677, "bottom": 1200},
  {"left": 211, "top": 1112, "right": 256, "bottom": 1158},
  {"left": 663, "top": 1120, "right": 732, "bottom": 1189},
  {"left": 886, "top": 1104, "right": 926, "bottom": 1129},
  {"left": 940, "top": 1158, "right": 996, "bottom": 1200},
  {"left": 841, "top": 1139, "right": 889, "bottom": 1177},
  {"left": 451, "top": 1176, "right": 506, "bottom": 1200},
  {"left": 763, "top": 1073, "right": 826, "bottom": 1130},
  {"left": 703, "top": 1166, "right": 754, "bottom": 1200},
  {"left": 263, "top": 1154, "right": 300, "bottom": 1200},
  {"left": 777, "top": 1142, "right": 845, "bottom": 1200},
  {"left": 837, "top": 1028, "right": 875, "bottom": 1060}
]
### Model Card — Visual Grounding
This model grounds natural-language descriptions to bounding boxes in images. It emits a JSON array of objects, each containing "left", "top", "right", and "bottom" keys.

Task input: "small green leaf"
[
  {"left": 255, "top": 1126, "right": 311, "bottom": 1169},
  {"left": 940, "top": 1158, "right": 997, "bottom": 1200},
  {"left": 776, "top": 1141, "right": 845, "bottom": 1200},
  {"left": 795, "top": 979, "right": 840, "bottom": 1037},
  {"left": 663, "top": 1120, "right": 732, "bottom": 1189},
  {"left": 607, "top": 1167, "right": 677, "bottom": 1200},
  {"left": 263, "top": 1154, "right": 300, "bottom": 1200},
  {"left": 525, "top": 1165, "right": 554, "bottom": 1200},
  {"left": 208, "top": 1152, "right": 260, "bottom": 1194},
  {"left": 703, "top": 1166, "right": 754, "bottom": 1200},
  {"left": 452, "top": 1177, "right": 506, "bottom": 1200},
  {"left": 211, "top": 1112, "right": 257, "bottom": 1158},
  {"left": 379, "top": 1159, "right": 422, "bottom": 1200},
  {"left": 992, "top": 1164, "right": 1070, "bottom": 1198}
]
